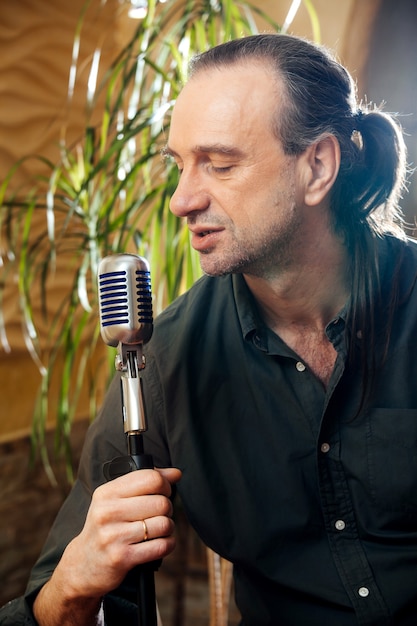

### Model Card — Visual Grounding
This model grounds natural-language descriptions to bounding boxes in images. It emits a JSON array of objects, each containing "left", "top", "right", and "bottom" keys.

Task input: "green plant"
[{"left": 0, "top": 0, "right": 316, "bottom": 482}]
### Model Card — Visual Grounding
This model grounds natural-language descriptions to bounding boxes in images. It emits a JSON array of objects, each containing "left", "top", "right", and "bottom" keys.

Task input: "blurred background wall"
[{"left": 1, "top": 0, "right": 416, "bottom": 619}]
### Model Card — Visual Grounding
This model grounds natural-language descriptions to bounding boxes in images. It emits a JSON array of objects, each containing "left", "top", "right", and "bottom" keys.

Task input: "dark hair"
[{"left": 189, "top": 34, "right": 409, "bottom": 400}]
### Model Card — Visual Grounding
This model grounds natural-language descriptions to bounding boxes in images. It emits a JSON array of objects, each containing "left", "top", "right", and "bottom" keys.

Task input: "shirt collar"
[
  {"left": 232, "top": 272, "right": 349, "bottom": 354},
  {"left": 232, "top": 273, "right": 259, "bottom": 338}
]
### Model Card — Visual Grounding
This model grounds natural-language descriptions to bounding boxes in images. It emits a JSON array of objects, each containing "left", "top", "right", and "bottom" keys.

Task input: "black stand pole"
[
  {"left": 104, "top": 432, "right": 160, "bottom": 626},
  {"left": 128, "top": 433, "right": 159, "bottom": 626}
]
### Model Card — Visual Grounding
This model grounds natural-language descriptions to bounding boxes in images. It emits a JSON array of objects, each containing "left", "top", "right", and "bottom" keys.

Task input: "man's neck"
[
  {"left": 243, "top": 238, "right": 350, "bottom": 388},
  {"left": 245, "top": 270, "right": 348, "bottom": 335},
  {"left": 243, "top": 233, "right": 350, "bottom": 334}
]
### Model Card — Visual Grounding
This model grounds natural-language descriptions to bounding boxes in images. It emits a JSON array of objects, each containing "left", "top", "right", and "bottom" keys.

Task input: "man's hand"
[{"left": 33, "top": 467, "right": 182, "bottom": 626}]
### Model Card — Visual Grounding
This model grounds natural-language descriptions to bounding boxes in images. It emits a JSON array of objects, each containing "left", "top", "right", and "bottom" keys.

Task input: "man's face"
[{"left": 166, "top": 61, "right": 306, "bottom": 279}]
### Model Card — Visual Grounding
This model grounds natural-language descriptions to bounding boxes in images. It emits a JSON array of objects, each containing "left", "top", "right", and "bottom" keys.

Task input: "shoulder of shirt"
[
  {"left": 381, "top": 233, "right": 417, "bottom": 265},
  {"left": 379, "top": 234, "right": 417, "bottom": 301}
]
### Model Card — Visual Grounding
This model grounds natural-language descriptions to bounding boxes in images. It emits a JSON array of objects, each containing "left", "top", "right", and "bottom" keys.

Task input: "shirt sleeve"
[{"left": 23, "top": 373, "right": 127, "bottom": 611}]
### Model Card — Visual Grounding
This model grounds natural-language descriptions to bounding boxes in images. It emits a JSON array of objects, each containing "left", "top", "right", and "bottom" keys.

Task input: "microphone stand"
[{"left": 103, "top": 343, "right": 159, "bottom": 626}]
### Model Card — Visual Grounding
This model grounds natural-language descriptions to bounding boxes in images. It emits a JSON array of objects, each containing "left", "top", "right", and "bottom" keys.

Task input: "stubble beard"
[{"left": 200, "top": 198, "right": 300, "bottom": 280}]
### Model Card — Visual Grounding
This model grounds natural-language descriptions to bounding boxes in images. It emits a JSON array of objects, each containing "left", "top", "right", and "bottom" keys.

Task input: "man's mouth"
[
  {"left": 189, "top": 225, "right": 220, "bottom": 236},
  {"left": 188, "top": 226, "right": 223, "bottom": 252}
]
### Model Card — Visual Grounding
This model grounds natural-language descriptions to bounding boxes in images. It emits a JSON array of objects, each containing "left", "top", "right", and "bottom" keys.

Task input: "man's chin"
[
  {"left": 201, "top": 266, "right": 227, "bottom": 277},
  {"left": 199, "top": 257, "right": 246, "bottom": 278},
  {"left": 199, "top": 259, "right": 229, "bottom": 278}
]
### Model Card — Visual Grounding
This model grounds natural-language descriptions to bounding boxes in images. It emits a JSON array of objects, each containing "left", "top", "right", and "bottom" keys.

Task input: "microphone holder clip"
[{"left": 115, "top": 342, "right": 148, "bottom": 435}]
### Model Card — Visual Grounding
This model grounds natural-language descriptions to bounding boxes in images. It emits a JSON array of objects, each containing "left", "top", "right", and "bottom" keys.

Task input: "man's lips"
[
  {"left": 195, "top": 229, "right": 217, "bottom": 237},
  {"left": 188, "top": 225, "right": 223, "bottom": 235},
  {"left": 188, "top": 226, "right": 224, "bottom": 250}
]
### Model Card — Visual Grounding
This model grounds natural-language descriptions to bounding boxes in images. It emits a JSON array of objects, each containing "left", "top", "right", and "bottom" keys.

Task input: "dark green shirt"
[{"left": 24, "top": 235, "right": 417, "bottom": 625}]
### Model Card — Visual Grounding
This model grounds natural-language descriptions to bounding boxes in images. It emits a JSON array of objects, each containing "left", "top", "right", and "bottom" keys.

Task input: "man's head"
[
  {"left": 172, "top": 34, "right": 407, "bottom": 255},
  {"left": 167, "top": 40, "right": 342, "bottom": 279}
]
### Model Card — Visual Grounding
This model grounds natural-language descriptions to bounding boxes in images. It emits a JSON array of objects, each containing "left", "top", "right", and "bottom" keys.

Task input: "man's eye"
[{"left": 212, "top": 165, "right": 233, "bottom": 174}]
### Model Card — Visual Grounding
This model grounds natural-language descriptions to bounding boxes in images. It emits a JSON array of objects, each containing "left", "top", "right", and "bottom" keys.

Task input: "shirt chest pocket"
[{"left": 367, "top": 408, "right": 417, "bottom": 517}]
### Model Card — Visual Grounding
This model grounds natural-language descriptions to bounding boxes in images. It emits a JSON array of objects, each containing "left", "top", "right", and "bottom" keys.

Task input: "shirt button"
[
  {"left": 295, "top": 361, "right": 306, "bottom": 372},
  {"left": 320, "top": 443, "right": 330, "bottom": 453},
  {"left": 358, "top": 587, "right": 370, "bottom": 598},
  {"left": 335, "top": 519, "right": 346, "bottom": 531}
]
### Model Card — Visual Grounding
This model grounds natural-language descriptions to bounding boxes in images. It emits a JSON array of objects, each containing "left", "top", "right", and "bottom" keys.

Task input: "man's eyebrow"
[{"left": 162, "top": 144, "right": 245, "bottom": 159}]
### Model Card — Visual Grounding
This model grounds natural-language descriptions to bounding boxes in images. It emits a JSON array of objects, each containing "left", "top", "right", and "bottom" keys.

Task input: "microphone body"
[{"left": 98, "top": 253, "right": 153, "bottom": 434}]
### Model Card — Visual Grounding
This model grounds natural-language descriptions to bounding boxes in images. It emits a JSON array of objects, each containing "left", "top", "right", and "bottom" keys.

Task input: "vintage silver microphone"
[
  {"left": 98, "top": 253, "right": 153, "bottom": 443},
  {"left": 98, "top": 253, "right": 158, "bottom": 626}
]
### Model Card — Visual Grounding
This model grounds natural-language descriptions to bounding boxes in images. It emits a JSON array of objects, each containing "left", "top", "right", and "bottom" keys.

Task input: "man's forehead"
[
  {"left": 171, "top": 63, "right": 278, "bottom": 127},
  {"left": 167, "top": 62, "right": 282, "bottom": 154}
]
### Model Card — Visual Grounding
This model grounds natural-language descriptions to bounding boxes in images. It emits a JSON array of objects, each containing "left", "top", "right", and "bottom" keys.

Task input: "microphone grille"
[
  {"left": 98, "top": 254, "right": 153, "bottom": 347},
  {"left": 134, "top": 269, "right": 153, "bottom": 325}
]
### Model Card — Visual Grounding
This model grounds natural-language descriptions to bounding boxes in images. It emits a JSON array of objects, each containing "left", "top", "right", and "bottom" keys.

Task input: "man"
[{"left": 2, "top": 33, "right": 417, "bottom": 625}]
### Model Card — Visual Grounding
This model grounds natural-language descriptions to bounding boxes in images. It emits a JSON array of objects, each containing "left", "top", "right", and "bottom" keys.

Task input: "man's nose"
[{"left": 169, "top": 168, "right": 210, "bottom": 218}]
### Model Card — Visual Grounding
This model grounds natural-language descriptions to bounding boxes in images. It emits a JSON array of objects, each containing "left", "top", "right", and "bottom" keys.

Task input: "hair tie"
[{"left": 354, "top": 109, "right": 364, "bottom": 129}]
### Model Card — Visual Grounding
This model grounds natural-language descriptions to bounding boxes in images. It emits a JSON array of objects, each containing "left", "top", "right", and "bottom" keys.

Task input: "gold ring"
[{"left": 142, "top": 519, "right": 148, "bottom": 542}]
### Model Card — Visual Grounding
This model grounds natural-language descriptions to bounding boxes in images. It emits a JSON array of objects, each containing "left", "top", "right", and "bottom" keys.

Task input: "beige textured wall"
[{"left": 0, "top": 0, "right": 397, "bottom": 440}]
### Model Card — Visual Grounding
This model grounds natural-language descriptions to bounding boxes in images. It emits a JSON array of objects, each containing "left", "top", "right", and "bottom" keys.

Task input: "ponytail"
[{"left": 332, "top": 107, "right": 407, "bottom": 247}]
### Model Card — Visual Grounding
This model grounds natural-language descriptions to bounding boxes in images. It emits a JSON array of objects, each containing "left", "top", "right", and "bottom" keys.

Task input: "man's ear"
[{"left": 301, "top": 135, "right": 340, "bottom": 206}]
